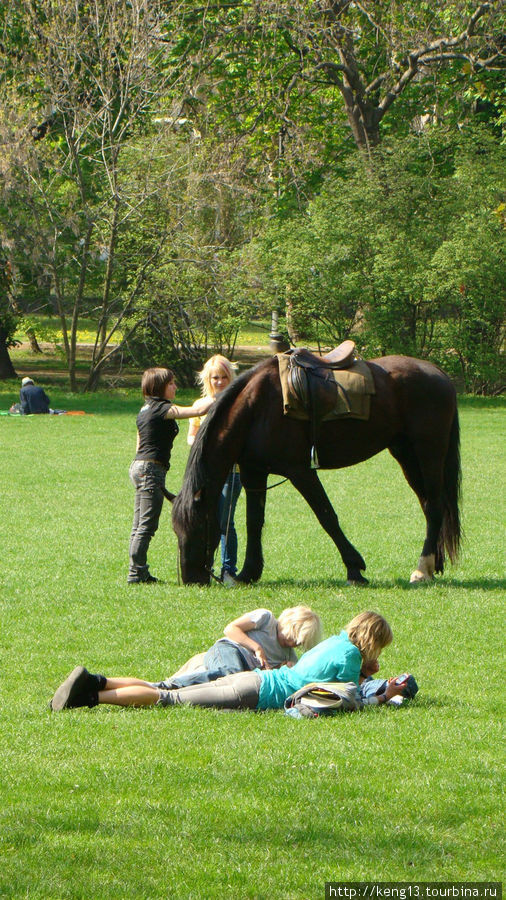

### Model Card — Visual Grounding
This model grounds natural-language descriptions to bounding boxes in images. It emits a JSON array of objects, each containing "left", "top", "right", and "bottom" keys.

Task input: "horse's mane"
[{"left": 172, "top": 360, "right": 269, "bottom": 530}]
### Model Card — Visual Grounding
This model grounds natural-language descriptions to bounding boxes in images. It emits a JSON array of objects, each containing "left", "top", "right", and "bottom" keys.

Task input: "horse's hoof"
[
  {"left": 346, "top": 574, "right": 369, "bottom": 586},
  {"left": 236, "top": 571, "right": 256, "bottom": 584},
  {"left": 409, "top": 569, "right": 433, "bottom": 584}
]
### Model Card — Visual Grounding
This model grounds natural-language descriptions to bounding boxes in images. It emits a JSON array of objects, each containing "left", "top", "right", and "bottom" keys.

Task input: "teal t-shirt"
[{"left": 256, "top": 630, "right": 362, "bottom": 710}]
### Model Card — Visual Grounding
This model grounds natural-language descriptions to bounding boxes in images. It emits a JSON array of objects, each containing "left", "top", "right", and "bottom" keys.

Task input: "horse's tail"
[{"left": 437, "top": 407, "right": 462, "bottom": 571}]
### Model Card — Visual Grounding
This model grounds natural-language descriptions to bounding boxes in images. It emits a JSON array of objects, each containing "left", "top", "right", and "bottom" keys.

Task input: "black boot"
[{"left": 50, "top": 666, "right": 103, "bottom": 710}]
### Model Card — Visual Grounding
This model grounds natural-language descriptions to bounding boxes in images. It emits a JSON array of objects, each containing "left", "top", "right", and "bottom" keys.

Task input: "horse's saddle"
[
  {"left": 277, "top": 342, "right": 375, "bottom": 466},
  {"left": 288, "top": 340, "right": 357, "bottom": 372},
  {"left": 277, "top": 341, "right": 375, "bottom": 424}
]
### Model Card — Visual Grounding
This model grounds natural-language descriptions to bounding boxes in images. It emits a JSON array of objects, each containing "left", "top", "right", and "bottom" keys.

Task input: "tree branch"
[{"left": 377, "top": 2, "right": 498, "bottom": 118}]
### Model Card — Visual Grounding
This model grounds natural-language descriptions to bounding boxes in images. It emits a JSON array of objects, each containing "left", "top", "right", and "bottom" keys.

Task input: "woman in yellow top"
[{"left": 187, "top": 355, "right": 242, "bottom": 585}]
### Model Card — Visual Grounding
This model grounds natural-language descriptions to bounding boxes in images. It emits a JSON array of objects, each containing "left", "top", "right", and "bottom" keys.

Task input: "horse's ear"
[
  {"left": 163, "top": 488, "right": 176, "bottom": 503},
  {"left": 194, "top": 489, "right": 203, "bottom": 503}
]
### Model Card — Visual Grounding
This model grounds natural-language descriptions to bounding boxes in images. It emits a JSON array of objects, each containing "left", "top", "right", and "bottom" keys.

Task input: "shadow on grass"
[
  {"left": 414, "top": 696, "right": 454, "bottom": 709},
  {"left": 259, "top": 576, "right": 506, "bottom": 591}
]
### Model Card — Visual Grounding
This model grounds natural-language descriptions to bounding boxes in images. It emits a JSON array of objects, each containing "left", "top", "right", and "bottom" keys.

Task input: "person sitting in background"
[
  {"left": 19, "top": 377, "right": 50, "bottom": 414},
  {"left": 160, "top": 606, "right": 322, "bottom": 690}
]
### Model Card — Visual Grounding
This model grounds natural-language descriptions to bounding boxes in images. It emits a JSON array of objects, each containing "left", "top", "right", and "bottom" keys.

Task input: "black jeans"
[{"left": 128, "top": 460, "right": 166, "bottom": 581}]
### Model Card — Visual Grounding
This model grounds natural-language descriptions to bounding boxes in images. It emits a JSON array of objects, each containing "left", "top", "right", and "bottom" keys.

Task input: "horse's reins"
[
  {"left": 244, "top": 478, "right": 289, "bottom": 492},
  {"left": 204, "top": 472, "right": 290, "bottom": 580}
]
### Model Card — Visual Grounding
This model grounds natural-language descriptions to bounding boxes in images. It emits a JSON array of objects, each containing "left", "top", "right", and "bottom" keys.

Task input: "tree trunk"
[
  {"left": 285, "top": 296, "right": 300, "bottom": 344},
  {"left": 26, "top": 327, "right": 43, "bottom": 353},
  {"left": 84, "top": 358, "right": 107, "bottom": 392},
  {"left": 0, "top": 329, "right": 17, "bottom": 377}
]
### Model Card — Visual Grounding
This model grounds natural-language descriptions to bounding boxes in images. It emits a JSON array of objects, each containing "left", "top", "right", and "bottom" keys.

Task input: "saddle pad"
[{"left": 277, "top": 353, "right": 375, "bottom": 421}]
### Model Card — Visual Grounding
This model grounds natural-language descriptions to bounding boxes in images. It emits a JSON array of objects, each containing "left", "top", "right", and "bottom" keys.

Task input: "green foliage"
[
  {"left": 123, "top": 175, "right": 262, "bottom": 379},
  {"left": 0, "top": 386, "right": 503, "bottom": 896},
  {"left": 242, "top": 128, "right": 505, "bottom": 390},
  {"left": 0, "top": 0, "right": 213, "bottom": 390},
  {"left": 426, "top": 133, "right": 506, "bottom": 392},
  {"left": 1, "top": 1, "right": 504, "bottom": 391},
  {"left": 159, "top": 0, "right": 505, "bottom": 185}
]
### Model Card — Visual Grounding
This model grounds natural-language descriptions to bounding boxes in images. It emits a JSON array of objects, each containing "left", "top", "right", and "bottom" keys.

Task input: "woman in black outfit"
[{"left": 128, "top": 367, "right": 213, "bottom": 583}]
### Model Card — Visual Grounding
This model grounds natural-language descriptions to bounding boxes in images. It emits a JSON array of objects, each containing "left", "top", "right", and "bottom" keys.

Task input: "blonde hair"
[
  {"left": 197, "top": 355, "right": 237, "bottom": 398},
  {"left": 277, "top": 606, "right": 322, "bottom": 652},
  {"left": 345, "top": 611, "right": 392, "bottom": 662}
]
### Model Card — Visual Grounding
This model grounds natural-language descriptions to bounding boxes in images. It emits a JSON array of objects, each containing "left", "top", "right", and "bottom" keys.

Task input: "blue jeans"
[
  {"left": 162, "top": 640, "right": 252, "bottom": 690},
  {"left": 128, "top": 460, "right": 166, "bottom": 581},
  {"left": 359, "top": 678, "right": 387, "bottom": 699},
  {"left": 218, "top": 469, "right": 242, "bottom": 576}
]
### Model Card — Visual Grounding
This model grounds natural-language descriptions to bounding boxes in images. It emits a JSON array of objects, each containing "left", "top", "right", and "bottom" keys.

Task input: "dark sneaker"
[
  {"left": 127, "top": 574, "right": 158, "bottom": 584},
  {"left": 401, "top": 674, "right": 418, "bottom": 699},
  {"left": 50, "top": 666, "right": 94, "bottom": 710},
  {"left": 221, "top": 572, "right": 239, "bottom": 588}
]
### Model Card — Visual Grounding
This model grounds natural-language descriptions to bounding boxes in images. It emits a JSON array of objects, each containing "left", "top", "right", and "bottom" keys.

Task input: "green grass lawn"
[{"left": 0, "top": 384, "right": 504, "bottom": 899}]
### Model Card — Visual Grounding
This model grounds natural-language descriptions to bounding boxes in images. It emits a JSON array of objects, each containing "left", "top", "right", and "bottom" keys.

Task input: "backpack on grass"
[{"left": 284, "top": 681, "right": 361, "bottom": 719}]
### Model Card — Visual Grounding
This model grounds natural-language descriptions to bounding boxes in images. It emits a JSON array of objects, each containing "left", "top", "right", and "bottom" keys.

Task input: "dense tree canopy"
[
  {"left": 166, "top": 1, "right": 505, "bottom": 180},
  {"left": 241, "top": 129, "right": 504, "bottom": 392},
  {"left": 0, "top": 0, "right": 504, "bottom": 390}
]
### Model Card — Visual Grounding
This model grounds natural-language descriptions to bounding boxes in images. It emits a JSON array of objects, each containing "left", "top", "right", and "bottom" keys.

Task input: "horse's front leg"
[
  {"left": 236, "top": 471, "right": 267, "bottom": 583},
  {"left": 289, "top": 469, "right": 368, "bottom": 585}
]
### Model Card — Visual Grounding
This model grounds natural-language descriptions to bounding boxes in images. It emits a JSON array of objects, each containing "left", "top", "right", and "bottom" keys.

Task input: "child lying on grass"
[
  {"left": 161, "top": 606, "right": 322, "bottom": 689},
  {"left": 50, "top": 611, "right": 412, "bottom": 713}
]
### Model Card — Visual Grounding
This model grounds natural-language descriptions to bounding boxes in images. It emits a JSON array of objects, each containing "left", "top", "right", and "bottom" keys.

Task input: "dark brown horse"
[{"left": 172, "top": 355, "right": 461, "bottom": 585}]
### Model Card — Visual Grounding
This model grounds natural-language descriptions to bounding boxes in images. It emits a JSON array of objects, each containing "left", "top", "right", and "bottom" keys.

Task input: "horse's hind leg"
[
  {"left": 288, "top": 468, "right": 368, "bottom": 585},
  {"left": 389, "top": 436, "right": 445, "bottom": 583}
]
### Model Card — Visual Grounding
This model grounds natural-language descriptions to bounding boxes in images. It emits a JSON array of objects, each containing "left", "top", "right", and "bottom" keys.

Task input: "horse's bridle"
[
  {"left": 176, "top": 508, "right": 220, "bottom": 586},
  {"left": 205, "top": 525, "right": 222, "bottom": 583}
]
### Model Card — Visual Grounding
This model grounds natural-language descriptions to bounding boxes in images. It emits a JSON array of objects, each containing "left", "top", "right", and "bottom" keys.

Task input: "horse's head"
[
  {"left": 171, "top": 366, "right": 262, "bottom": 584},
  {"left": 172, "top": 485, "right": 221, "bottom": 585}
]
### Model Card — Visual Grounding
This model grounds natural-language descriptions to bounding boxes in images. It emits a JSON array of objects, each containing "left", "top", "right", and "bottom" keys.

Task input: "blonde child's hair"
[
  {"left": 197, "top": 355, "right": 237, "bottom": 398},
  {"left": 345, "top": 610, "right": 392, "bottom": 662},
  {"left": 277, "top": 606, "right": 322, "bottom": 652}
]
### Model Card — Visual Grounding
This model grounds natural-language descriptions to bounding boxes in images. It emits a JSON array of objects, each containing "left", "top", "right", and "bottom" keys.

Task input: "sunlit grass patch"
[{"left": 0, "top": 390, "right": 503, "bottom": 898}]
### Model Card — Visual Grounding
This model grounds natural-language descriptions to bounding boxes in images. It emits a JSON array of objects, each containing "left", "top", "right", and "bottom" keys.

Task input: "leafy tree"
[
  {"left": 167, "top": 0, "right": 505, "bottom": 177},
  {"left": 240, "top": 127, "right": 505, "bottom": 391},
  {"left": 1, "top": 0, "right": 503, "bottom": 392},
  {"left": 426, "top": 132, "right": 505, "bottom": 392},
  {"left": 0, "top": 0, "right": 204, "bottom": 390},
  {"left": 124, "top": 175, "right": 260, "bottom": 380}
]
